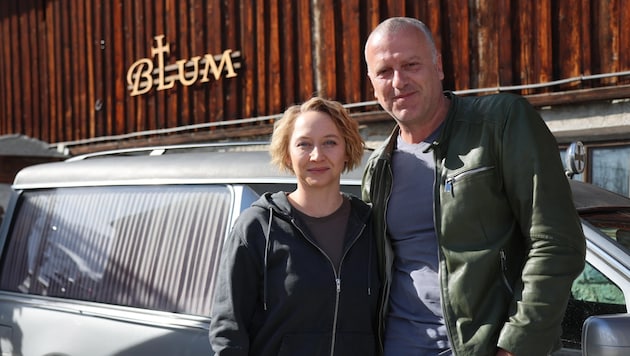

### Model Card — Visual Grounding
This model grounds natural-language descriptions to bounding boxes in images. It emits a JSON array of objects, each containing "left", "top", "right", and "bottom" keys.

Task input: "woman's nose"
[{"left": 309, "top": 145, "right": 322, "bottom": 160}]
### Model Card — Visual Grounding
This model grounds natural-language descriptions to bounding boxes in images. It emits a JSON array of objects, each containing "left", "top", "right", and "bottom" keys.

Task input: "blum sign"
[{"left": 127, "top": 35, "right": 241, "bottom": 96}]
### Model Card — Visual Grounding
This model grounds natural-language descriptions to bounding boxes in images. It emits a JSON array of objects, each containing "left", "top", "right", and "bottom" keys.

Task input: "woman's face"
[{"left": 288, "top": 111, "right": 348, "bottom": 191}]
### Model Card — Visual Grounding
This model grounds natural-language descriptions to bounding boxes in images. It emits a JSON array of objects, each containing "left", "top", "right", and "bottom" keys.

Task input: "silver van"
[
  {"left": 0, "top": 143, "right": 628, "bottom": 355},
  {"left": 0, "top": 144, "right": 364, "bottom": 356}
]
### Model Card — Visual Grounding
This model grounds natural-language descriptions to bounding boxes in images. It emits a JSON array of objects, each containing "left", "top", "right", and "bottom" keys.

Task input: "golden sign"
[{"left": 127, "top": 35, "right": 241, "bottom": 96}]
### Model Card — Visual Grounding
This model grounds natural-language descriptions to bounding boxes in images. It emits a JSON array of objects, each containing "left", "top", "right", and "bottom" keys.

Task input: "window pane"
[
  {"left": 591, "top": 146, "right": 630, "bottom": 196},
  {"left": 571, "top": 263, "right": 625, "bottom": 305},
  {"left": 0, "top": 185, "right": 232, "bottom": 316}
]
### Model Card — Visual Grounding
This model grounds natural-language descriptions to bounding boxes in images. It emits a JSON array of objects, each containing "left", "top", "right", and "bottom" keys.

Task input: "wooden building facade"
[{"left": 1, "top": 0, "right": 629, "bottom": 156}]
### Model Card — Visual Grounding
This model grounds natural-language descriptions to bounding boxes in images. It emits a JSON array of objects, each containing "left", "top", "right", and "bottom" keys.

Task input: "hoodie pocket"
[
  {"left": 278, "top": 333, "right": 329, "bottom": 356},
  {"left": 278, "top": 332, "right": 376, "bottom": 356},
  {"left": 334, "top": 332, "right": 377, "bottom": 356}
]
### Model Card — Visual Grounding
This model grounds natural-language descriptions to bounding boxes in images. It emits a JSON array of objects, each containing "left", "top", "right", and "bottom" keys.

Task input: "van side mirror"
[
  {"left": 582, "top": 313, "right": 630, "bottom": 355},
  {"left": 565, "top": 141, "right": 585, "bottom": 179}
]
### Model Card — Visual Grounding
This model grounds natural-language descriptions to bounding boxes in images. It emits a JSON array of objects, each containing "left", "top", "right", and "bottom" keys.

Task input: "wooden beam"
[
  {"left": 64, "top": 84, "right": 630, "bottom": 155},
  {"left": 525, "top": 84, "right": 630, "bottom": 107}
]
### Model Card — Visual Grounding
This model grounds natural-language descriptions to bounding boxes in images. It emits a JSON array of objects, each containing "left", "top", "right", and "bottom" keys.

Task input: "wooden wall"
[{"left": 0, "top": 0, "right": 629, "bottom": 152}]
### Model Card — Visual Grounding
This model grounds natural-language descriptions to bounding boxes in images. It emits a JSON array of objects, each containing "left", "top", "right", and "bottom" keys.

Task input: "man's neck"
[{"left": 399, "top": 96, "right": 450, "bottom": 144}]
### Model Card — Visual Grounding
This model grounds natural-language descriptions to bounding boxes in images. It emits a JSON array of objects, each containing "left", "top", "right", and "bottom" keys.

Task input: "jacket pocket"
[
  {"left": 439, "top": 165, "right": 513, "bottom": 248},
  {"left": 444, "top": 165, "right": 495, "bottom": 197}
]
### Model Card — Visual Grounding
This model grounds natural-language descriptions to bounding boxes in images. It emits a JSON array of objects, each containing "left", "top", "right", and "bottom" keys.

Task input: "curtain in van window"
[{"left": 0, "top": 185, "right": 232, "bottom": 317}]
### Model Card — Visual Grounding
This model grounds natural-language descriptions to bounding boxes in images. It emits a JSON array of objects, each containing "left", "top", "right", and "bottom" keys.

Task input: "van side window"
[
  {"left": 0, "top": 185, "right": 232, "bottom": 316},
  {"left": 561, "top": 261, "right": 627, "bottom": 349}
]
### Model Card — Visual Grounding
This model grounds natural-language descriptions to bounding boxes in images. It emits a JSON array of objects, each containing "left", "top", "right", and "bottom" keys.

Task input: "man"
[{"left": 362, "top": 17, "right": 586, "bottom": 356}]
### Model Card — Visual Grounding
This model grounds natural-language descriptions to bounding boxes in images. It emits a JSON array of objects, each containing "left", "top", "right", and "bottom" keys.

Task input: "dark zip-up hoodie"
[{"left": 210, "top": 191, "right": 381, "bottom": 356}]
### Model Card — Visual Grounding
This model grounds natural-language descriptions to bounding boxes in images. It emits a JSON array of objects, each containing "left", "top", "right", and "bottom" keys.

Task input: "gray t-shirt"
[
  {"left": 294, "top": 197, "right": 351, "bottom": 273},
  {"left": 384, "top": 130, "right": 451, "bottom": 356}
]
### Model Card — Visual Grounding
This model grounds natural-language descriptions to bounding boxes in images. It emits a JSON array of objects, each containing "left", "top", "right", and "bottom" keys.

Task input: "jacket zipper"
[
  {"left": 435, "top": 156, "right": 456, "bottom": 355},
  {"left": 444, "top": 166, "right": 495, "bottom": 196},
  {"left": 500, "top": 249, "right": 514, "bottom": 294},
  {"left": 366, "top": 158, "right": 392, "bottom": 354},
  {"left": 376, "top": 161, "right": 393, "bottom": 354},
  {"left": 292, "top": 219, "right": 366, "bottom": 356}
]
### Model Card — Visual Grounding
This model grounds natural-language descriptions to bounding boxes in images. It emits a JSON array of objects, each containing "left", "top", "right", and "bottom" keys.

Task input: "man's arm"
[{"left": 496, "top": 96, "right": 586, "bottom": 355}]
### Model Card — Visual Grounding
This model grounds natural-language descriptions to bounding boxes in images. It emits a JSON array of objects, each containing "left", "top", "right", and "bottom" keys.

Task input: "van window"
[
  {"left": 0, "top": 185, "right": 232, "bottom": 316},
  {"left": 561, "top": 261, "right": 627, "bottom": 349}
]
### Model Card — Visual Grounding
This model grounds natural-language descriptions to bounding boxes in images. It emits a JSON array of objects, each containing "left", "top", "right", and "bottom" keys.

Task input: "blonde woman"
[{"left": 210, "top": 97, "right": 381, "bottom": 356}]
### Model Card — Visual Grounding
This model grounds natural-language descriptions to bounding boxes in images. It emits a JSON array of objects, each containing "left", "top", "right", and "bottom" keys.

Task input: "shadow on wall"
[
  {"left": 0, "top": 134, "right": 68, "bottom": 217},
  {"left": 0, "top": 134, "right": 68, "bottom": 182}
]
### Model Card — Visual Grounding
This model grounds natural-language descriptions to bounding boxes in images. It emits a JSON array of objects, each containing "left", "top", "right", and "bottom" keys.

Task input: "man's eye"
[
  {"left": 376, "top": 69, "right": 392, "bottom": 78},
  {"left": 404, "top": 63, "right": 421, "bottom": 71}
]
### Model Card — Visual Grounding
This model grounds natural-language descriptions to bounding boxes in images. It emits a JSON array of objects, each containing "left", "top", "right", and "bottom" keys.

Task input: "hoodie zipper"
[
  {"left": 292, "top": 219, "right": 366, "bottom": 356},
  {"left": 444, "top": 166, "right": 494, "bottom": 196}
]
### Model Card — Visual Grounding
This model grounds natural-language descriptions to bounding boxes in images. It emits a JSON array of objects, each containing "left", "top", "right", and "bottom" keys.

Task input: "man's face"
[{"left": 365, "top": 27, "right": 445, "bottom": 126}]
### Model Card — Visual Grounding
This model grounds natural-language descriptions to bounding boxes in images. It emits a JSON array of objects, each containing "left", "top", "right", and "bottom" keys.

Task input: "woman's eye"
[{"left": 324, "top": 140, "right": 338, "bottom": 147}]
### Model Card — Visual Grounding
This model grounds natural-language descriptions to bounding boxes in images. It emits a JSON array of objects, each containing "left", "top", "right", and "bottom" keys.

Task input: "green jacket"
[{"left": 362, "top": 92, "right": 586, "bottom": 356}]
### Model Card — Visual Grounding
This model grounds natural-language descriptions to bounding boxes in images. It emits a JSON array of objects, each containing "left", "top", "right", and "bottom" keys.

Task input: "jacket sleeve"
[
  {"left": 497, "top": 96, "right": 586, "bottom": 355},
  {"left": 209, "top": 216, "right": 263, "bottom": 356}
]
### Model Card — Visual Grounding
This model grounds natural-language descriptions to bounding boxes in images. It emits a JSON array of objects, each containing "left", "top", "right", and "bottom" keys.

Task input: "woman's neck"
[{"left": 288, "top": 187, "right": 344, "bottom": 218}]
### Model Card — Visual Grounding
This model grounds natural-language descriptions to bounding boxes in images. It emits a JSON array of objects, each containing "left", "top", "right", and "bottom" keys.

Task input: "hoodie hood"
[
  {"left": 251, "top": 190, "right": 372, "bottom": 222},
  {"left": 251, "top": 191, "right": 294, "bottom": 217}
]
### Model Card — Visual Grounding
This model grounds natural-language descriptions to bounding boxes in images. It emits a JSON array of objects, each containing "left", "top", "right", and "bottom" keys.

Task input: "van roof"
[
  {"left": 13, "top": 144, "right": 630, "bottom": 214},
  {"left": 13, "top": 149, "right": 368, "bottom": 189},
  {"left": 570, "top": 180, "right": 630, "bottom": 212}
]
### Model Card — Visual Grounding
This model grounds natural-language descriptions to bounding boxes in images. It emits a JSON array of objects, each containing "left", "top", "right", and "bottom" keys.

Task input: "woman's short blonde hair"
[{"left": 269, "top": 97, "right": 365, "bottom": 173}]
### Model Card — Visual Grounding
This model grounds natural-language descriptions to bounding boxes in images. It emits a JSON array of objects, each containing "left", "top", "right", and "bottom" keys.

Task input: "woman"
[{"left": 209, "top": 97, "right": 381, "bottom": 356}]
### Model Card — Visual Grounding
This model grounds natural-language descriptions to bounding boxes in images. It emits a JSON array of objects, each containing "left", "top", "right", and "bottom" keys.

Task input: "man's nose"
[{"left": 392, "top": 69, "right": 407, "bottom": 88}]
